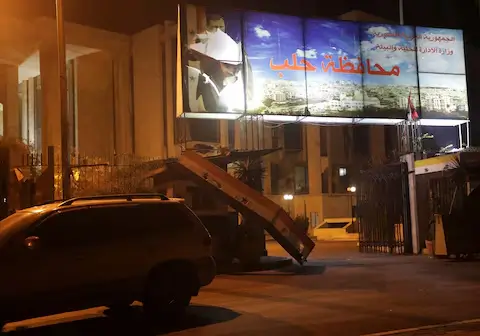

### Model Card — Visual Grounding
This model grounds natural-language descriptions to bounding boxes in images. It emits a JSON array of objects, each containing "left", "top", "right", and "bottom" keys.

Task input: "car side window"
[
  {"left": 135, "top": 203, "right": 195, "bottom": 232},
  {"left": 31, "top": 209, "right": 104, "bottom": 249},
  {"left": 110, "top": 203, "right": 193, "bottom": 238},
  {"left": 28, "top": 203, "right": 196, "bottom": 249},
  {"left": 110, "top": 205, "right": 162, "bottom": 238}
]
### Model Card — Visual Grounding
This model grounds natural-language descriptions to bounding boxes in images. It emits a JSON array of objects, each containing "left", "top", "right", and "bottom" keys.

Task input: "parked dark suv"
[{"left": 0, "top": 194, "right": 216, "bottom": 329}]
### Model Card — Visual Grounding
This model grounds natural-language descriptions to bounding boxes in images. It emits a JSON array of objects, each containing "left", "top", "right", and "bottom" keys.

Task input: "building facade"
[{"left": 1, "top": 10, "right": 395, "bottom": 223}]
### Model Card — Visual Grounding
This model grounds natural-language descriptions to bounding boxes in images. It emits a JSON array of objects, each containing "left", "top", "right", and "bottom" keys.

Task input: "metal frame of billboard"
[
  {"left": 182, "top": 112, "right": 469, "bottom": 127},
  {"left": 176, "top": 5, "right": 470, "bottom": 128}
]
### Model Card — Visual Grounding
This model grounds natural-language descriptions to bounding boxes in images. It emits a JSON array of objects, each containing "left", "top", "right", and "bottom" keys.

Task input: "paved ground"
[{"left": 3, "top": 242, "right": 480, "bottom": 335}]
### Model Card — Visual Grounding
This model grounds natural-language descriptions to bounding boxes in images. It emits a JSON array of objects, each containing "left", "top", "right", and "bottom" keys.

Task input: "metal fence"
[
  {"left": 7, "top": 147, "right": 166, "bottom": 211},
  {"left": 357, "top": 162, "right": 412, "bottom": 254},
  {"left": 430, "top": 176, "right": 467, "bottom": 215}
]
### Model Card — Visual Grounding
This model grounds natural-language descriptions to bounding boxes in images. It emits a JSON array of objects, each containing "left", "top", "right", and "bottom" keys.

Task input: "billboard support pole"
[
  {"left": 458, "top": 124, "right": 463, "bottom": 149},
  {"left": 399, "top": 0, "right": 404, "bottom": 25},
  {"left": 467, "top": 122, "right": 470, "bottom": 147}
]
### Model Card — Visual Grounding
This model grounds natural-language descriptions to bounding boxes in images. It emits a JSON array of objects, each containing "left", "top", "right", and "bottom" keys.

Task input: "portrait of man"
[{"left": 183, "top": 9, "right": 253, "bottom": 113}]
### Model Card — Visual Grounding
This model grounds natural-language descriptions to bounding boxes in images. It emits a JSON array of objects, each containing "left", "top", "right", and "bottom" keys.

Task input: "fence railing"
[{"left": 9, "top": 147, "right": 165, "bottom": 210}]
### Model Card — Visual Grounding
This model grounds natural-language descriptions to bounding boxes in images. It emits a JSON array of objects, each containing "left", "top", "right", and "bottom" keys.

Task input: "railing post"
[{"left": 0, "top": 147, "right": 10, "bottom": 219}]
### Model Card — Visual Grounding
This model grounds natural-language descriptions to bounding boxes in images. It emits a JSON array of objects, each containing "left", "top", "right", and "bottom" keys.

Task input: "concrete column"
[
  {"left": 164, "top": 23, "right": 176, "bottom": 158},
  {"left": 252, "top": 119, "right": 259, "bottom": 150},
  {"left": 132, "top": 25, "right": 166, "bottom": 159},
  {"left": 306, "top": 125, "right": 322, "bottom": 195},
  {"left": 39, "top": 43, "right": 62, "bottom": 158},
  {"left": 256, "top": 117, "right": 265, "bottom": 150},
  {"left": 246, "top": 118, "right": 259, "bottom": 150},
  {"left": 219, "top": 120, "right": 229, "bottom": 148},
  {"left": 75, "top": 51, "right": 115, "bottom": 159},
  {"left": 0, "top": 64, "right": 20, "bottom": 140},
  {"left": 263, "top": 123, "right": 272, "bottom": 149},
  {"left": 113, "top": 49, "right": 133, "bottom": 155},
  {"left": 327, "top": 127, "right": 333, "bottom": 194},
  {"left": 234, "top": 120, "right": 242, "bottom": 150},
  {"left": 18, "top": 79, "right": 34, "bottom": 145},
  {"left": 27, "top": 79, "right": 35, "bottom": 145},
  {"left": 19, "top": 81, "right": 28, "bottom": 141},
  {"left": 262, "top": 123, "right": 272, "bottom": 195}
]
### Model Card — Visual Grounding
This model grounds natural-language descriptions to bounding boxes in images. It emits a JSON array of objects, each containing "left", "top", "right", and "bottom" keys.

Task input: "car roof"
[
  {"left": 0, "top": 195, "right": 184, "bottom": 246},
  {"left": 19, "top": 198, "right": 182, "bottom": 215}
]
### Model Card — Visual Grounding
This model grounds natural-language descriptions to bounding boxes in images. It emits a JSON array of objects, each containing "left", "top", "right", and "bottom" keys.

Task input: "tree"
[
  {"left": 231, "top": 157, "right": 267, "bottom": 264},
  {"left": 231, "top": 158, "right": 265, "bottom": 192},
  {"left": 262, "top": 97, "right": 274, "bottom": 108}
]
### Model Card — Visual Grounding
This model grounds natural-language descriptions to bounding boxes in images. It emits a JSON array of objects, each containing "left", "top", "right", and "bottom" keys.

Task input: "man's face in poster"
[
  {"left": 219, "top": 62, "right": 241, "bottom": 85},
  {"left": 206, "top": 15, "right": 225, "bottom": 33}
]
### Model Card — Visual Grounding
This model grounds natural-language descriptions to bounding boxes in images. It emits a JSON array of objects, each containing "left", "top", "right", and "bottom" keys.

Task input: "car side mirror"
[{"left": 24, "top": 236, "right": 40, "bottom": 250}]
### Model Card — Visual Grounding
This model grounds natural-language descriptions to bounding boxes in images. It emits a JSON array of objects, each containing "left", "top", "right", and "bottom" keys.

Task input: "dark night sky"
[
  {"left": 0, "top": 0, "right": 478, "bottom": 37},
  {"left": 1, "top": 0, "right": 479, "bottom": 144}
]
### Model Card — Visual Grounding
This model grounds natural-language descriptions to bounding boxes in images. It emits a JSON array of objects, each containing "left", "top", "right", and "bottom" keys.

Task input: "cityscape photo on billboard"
[{"left": 178, "top": 4, "right": 468, "bottom": 122}]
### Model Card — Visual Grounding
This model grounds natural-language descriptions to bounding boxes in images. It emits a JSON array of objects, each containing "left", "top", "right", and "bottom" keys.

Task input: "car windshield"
[
  {"left": 0, "top": 211, "right": 38, "bottom": 248},
  {"left": 0, "top": 211, "right": 32, "bottom": 227}
]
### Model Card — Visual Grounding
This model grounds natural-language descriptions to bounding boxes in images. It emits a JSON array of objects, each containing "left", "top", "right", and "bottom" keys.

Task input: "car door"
[
  {"left": 97, "top": 204, "right": 163, "bottom": 296},
  {"left": 114, "top": 203, "right": 197, "bottom": 277},
  {"left": 17, "top": 208, "right": 112, "bottom": 311},
  {"left": 88, "top": 203, "right": 191, "bottom": 297}
]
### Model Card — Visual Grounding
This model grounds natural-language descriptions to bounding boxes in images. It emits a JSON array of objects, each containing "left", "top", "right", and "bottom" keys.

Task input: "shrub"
[{"left": 293, "top": 215, "right": 309, "bottom": 234}]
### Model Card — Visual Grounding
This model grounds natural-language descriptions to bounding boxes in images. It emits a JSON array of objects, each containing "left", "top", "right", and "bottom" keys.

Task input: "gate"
[{"left": 357, "top": 162, "right": 412, "bottom": 254}]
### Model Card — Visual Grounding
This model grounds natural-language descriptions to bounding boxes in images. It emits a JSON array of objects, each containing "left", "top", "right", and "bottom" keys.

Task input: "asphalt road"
[{"left": 3, "top": 242, "right": 480, "bottom": 335}]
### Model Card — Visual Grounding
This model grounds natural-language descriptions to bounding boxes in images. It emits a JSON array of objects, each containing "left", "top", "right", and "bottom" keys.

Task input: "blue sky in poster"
[
  {"left": 240, "top": 14, "right": 422, "bottom": 88},
  {"left": 415, "top": 27, "right": 465, "bottom": 75},
  {"left": 243, "top": 12, "right": 307, "bottom": 84},
  {"left": 304, "top": 19, "right": 362, "bottom": 85},
  {"left": 209, "top": 9, "right": 466, "bottom": 89},
  {"left": 360, "top": 23, "right": 418, "bottom": 87}
]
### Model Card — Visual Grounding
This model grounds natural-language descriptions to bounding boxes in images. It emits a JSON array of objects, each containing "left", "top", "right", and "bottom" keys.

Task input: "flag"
[{"left": 407, "top": 91, "right": 419, "bottom": 120}]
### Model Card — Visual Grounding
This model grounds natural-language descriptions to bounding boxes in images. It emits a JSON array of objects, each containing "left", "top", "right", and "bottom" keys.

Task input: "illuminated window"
[
  {"left": 339, "top": 167, "right": 347, "bottom": 177},
  {"left": 294, "top": 165, "right": 309, "bottom": 194}
]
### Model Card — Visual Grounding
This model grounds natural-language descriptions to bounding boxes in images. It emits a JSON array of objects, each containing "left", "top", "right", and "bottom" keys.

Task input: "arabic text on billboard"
[{"left": 179, "top": 5, "right": 468, "bottom": 120}]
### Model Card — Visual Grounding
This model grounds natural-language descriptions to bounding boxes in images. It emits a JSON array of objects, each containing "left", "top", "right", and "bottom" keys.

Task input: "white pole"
[
  {"left": 402, "top": 153, "right": 420, "bottom": 254},
  {"left": 399, "top": 0, "right": 404, "bottom": 25}
]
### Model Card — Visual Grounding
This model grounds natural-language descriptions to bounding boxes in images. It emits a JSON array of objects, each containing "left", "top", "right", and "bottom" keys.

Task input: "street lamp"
[
  {"left": 347, "top": 186, "right": 356, "bottom": 193},
  {"left": 283, "top": 194, "right": 293, "bottom": 214}
]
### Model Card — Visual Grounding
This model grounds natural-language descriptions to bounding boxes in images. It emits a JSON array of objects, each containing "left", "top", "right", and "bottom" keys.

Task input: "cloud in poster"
[
  {"left": 419, "top": 73, "right": 467, "bottom": 90},
  {"left": 406, "top": 64, "right": 416, "bottom": 72},
  {"left": 360, "top": 25, "right": 417, "bottom": 71},
  {"left": 254, "top": 25, "right": 271, "bottom": 38},
  {"left": 296, "top": 48, "right": 318, "bottom": 59},
  {"left": 416, "top": 27, "right": 465, "bottom": 74}
]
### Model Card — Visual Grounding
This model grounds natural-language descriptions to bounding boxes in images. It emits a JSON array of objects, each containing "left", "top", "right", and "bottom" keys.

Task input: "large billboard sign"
[{"left": 177, "top": 5, "right": 469, "bottom": 125}]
